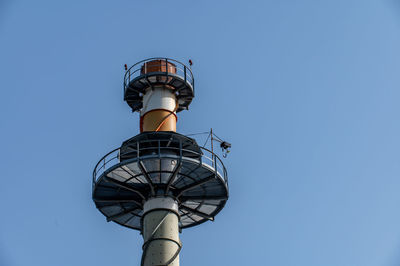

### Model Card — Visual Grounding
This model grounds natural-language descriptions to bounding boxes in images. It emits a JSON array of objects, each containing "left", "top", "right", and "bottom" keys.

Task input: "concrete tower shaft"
[{"left": 142, "top": 198, "right": 181, "bottom": 266}]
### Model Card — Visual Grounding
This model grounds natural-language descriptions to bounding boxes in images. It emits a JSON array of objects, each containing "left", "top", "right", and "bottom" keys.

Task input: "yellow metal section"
[{"left": 142, "top": 109, "right": 177, "bottom": 132}]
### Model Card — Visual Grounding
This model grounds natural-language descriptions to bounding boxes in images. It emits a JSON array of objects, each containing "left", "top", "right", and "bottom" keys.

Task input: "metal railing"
[
  {"left": 124, "top": 57, "right": 194, "bottom": 93},
  {"left": 92, "top": 140, "right": 227, "bottom": 189}
]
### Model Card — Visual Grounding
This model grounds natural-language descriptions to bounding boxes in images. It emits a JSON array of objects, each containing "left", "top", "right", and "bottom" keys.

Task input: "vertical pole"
[
  {"left": 141, "top": 198, "right": 181, "bottom": 266},
  {"left": 210, "top": 128, "right": 213, "bottom": 151},
  {"left": 210, "top": 128, "right": 214, "bottom": 167}
]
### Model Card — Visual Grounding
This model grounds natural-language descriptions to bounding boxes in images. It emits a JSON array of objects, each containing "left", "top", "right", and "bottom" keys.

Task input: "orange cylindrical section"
[
  {"left": 141, "top": 60, "right": 177, "bottom": 74},
  {"left": 141, "top": 109, "right": 177, "bottom": 132}
]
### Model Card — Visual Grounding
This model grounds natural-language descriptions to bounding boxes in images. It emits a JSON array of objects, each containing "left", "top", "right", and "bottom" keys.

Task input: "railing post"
[
  {"left": 180, "top": 141, "right": 182, "bottom": 158},
  {"left": 158, "top": 140, "right": 161, "bottom": 159},
  {"left": 184, "top": 66, "right": 186, "bottom": 84},
  {"left": 214, "top": 156, "right": 217, "bottom": 176},
  {"left": 123, "top": 74, "right": 126, "bottom": 97}
]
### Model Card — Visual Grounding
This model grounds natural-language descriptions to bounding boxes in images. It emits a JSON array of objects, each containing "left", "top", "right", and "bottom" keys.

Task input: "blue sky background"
[{"left": 1, "top": 0, "right": 400, "bottom": 265}]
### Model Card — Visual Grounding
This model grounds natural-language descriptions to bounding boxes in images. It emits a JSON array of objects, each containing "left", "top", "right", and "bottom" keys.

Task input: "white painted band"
[
  {"left": 141, "top": 86, "right": 177, "bottom": 116},
  {"left": 143, "top": 197, "right": 179, "bottom": 214}
]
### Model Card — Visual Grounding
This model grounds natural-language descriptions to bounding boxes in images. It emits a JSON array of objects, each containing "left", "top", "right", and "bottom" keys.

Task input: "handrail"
[
  {"left": 92, "top": 148, "right": 119, "bottom": 184},
  {"left": 123, "top": 57, "right": 194, "bottom": 93},
  {"left": 93, "top": 142, "right": 227, "bottom": 188},
  {"left": 125, "top": 57, "right": 194, "bottom": 78}
]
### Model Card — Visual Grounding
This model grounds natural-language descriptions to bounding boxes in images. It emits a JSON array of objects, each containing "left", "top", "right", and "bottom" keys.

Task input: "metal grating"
[{"left": 92, "top": 132, "right": 228, "bottom": 230}]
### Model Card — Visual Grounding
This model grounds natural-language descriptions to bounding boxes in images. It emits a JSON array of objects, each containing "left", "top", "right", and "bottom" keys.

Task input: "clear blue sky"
[{"left": 1, "top": 0, "right": 400, "bottom": 265}]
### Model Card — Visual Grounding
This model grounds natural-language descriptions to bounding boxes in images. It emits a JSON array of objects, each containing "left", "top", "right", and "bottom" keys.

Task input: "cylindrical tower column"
[
  {"left": 93, "top": 58, "right": 229, "bottom": 266},
  {"left": 140, "top": 60, "right": 179, "bottom": 133},
  {"left": 140, "top": 85, "right": 178, "bottom": 132},
  {"left": 141, "top": 197, "right": 181, "bottom": 266}
]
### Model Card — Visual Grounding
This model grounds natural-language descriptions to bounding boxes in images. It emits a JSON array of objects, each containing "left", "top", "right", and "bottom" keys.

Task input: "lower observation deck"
[{"left": 92, "top": 132, "right": 228, "bottom": 230}]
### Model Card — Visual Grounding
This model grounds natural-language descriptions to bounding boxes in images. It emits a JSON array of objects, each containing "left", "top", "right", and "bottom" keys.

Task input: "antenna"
[
  {"left": 92, "top": 58, "right": 229, "bottom": 266},
  {"left": 203, "top": 128, "right": 232, "bottom": 158}
]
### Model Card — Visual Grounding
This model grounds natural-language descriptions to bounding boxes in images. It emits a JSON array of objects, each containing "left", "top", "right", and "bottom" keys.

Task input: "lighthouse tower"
[{"left": 92, "top": 58, "right": 229, "bottom": 265}]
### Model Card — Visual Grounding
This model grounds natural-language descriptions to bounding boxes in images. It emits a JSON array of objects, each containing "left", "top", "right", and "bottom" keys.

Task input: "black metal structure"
[
  {"left": 124, "top": 58, "right": 195, "bottom": 112},
  {"left": 92, "top": 132, "right": 229, "bottom": 230}
]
